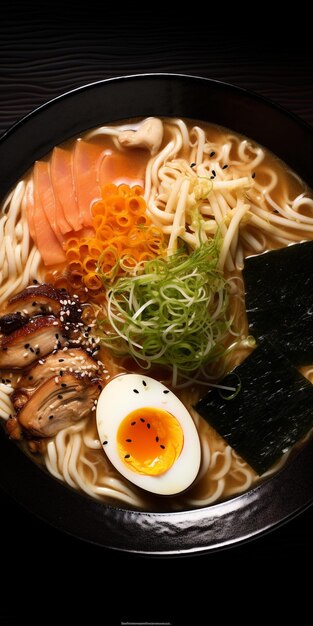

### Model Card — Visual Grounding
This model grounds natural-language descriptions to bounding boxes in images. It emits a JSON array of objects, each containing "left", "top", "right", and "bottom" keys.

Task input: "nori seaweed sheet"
[
  {"left": 243, "top": 241, "right": 313, "bottom": 364},
  {"left": 194, "top": 338, "right": 313, "bottom": 474}
]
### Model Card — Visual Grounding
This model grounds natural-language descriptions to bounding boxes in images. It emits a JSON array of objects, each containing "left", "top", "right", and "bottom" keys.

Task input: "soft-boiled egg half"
[{"left": 96, "top": 374, "right": 201, "bottom": 495}]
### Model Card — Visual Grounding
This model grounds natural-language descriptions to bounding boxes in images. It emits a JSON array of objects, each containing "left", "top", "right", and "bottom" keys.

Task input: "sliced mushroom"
[
  {"left": 17, "top": 373, "right": 102, "bottom": 437},
  {"left": 118, "top": 118, "right": 164, "bottom": 155},
  {"left": 0, "top": 316, "right": 67, "bottom": 369}
]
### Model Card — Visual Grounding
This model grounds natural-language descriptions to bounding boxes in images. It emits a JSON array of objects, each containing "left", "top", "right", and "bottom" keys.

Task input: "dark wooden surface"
[{"left": 0, "top": 7, "right": 312, "bottom": 623}]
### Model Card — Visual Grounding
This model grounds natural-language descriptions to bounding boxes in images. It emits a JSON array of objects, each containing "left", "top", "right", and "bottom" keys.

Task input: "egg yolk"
[{"left": 117, "top": 407, "right": 184, "bottom": 476}]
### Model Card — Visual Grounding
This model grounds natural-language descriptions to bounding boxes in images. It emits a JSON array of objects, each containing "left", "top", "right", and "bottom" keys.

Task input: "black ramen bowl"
[{"left": 0, "top": 74, "right": 312, "bottom": 554}]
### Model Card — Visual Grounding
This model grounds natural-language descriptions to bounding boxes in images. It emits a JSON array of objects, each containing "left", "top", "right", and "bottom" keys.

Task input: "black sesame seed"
[
  {"left": 29, "top": 347, "right": 34, "bottom": 353},
  {"left": 163, "top": 390, "right": 170, "bottom": 394},
  {"left": 57, "top": 341, "right": 62, "bottom": 349},
  {"left": 61, "top": 383, "right": 67, "bottom": 388},
  {"left": 210, "top": 151, "right": 215, "bottom": 157},
  {"left": 147, "top": 423, "right": 151, "bottom": 430},
  {"left": 210, "top": 175, "right": 215, "bottom": 180},
  {"left": 273, "top": 209, "right": 279, "bottom": 214},
  {"left": 24, "top": 343, "right": 30, "bottom": 349},
  {"left": 58, "top": 358, "right": 64, "bottom": 362},
  {"left": 131, "top": 421, "right": 136, "bottom": 426},
  {"left": 40, "top": 306, "right": 46, "bottom": 312},
  {"left": 1, "top": 379, "right": 5, "bottom": 384},
  {"left": 212, "top": 170, "right": 216, "bottom": 177},
  {"left": 55, "top": 333, "right": 59, "bottom": 339},
  {"left": 126, "top": 439, "right": 132, "bottom": 443},
  {"left": 33, "top": 279, "right": 38, "bottom": 284},
  {"left": 103, "top": 440, "right": 108, "bottom": 445},
  {"left": 49, "top": 415, "right": 54, "bottom": 420},
  {"left": 59, "top": 370, "right": 63, "bottom": 377},
  {"left": 222, "top": 164, "right": 228, "bottom": 169},
  {"left": 32, "top": 302, "right": 37, "bottom": 307},
  {"left": 190, "top": 162, "right": 196, "bottom": 168},
  {"left": 35, "top": 348, "right": 40, "bottom": 355},
  {"left": 2, "top": 347, "right": 8, "bottom": 351},
  {"left": 57, "top": 395, "right": 63, "bottom": 400},
  {"left": 133, "top": 389, "right": 139, "bottom": 394},
  {"left": 140, "top": 418, "right": 145, "bottom": 423},
  {"left": 28, "top": 375, "right": 33, "bottom": 380},
  {"left": 142, "top": 380, "right": 147, "bottom": 387},
  {"left": 124, "top": 454, "right": 130, "bottom": 459},
  {"left": 160, "top": 445, "right": 165, "bottom": 449},
  {"left": 60, "top": 288, "right": 67, "bottom": 292},
  {"left": 156, "top": 436, "right": 159, "bottom": 442},
  {"left": 98, "top": 384, "right": 102, "bottom": 391},
  {"left": 252, "top": 172, "right": 256, "bottom": 179}
]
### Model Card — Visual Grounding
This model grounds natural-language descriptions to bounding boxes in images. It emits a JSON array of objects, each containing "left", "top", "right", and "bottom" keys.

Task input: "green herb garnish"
[{"left": 98, "top": 238, "right": 230, "bottom": 384}]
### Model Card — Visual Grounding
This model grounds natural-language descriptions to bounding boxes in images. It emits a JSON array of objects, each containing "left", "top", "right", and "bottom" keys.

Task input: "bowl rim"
[
  {"left": 1, "top": 72, "right": 313, "bottom": 142},
  {"left": 0, "top": 72, "right": 312, "bottom": 554}
]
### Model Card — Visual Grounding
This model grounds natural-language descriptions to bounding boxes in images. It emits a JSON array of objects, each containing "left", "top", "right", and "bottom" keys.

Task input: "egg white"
[{"left": 96, "top": 373, "right": 201, "bottom": 495}]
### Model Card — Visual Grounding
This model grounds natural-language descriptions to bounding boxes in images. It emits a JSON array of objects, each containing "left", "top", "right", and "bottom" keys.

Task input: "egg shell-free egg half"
[{"left": 96, "top": 374, "right": 201, "bottom": 495}]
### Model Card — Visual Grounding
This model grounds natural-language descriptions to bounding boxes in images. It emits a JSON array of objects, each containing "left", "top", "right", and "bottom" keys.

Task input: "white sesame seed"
[
  {"left": 55, "top": 377, "right": 59, "bottom": 384},
  {"left": 52, "top": 321, "right": 59, "bottom": 326}
]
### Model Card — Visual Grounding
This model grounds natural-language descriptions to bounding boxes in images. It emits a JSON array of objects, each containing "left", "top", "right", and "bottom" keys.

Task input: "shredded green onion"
[
  {"left": 97, "top": 239, "right": 230, "bottom": 379},
  {"left": 218, "top": 373, "right": 242, "bottom": 400}
]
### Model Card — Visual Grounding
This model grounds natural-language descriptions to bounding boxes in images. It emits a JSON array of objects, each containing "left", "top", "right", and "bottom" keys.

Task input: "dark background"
[{"left": 0, "top": 5, "right": 312, "bottom": 624}]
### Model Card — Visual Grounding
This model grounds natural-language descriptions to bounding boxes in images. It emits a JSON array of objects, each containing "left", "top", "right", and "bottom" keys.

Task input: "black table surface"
[{"left": 0, "top": 7, "right": 312, "bottom": 623}]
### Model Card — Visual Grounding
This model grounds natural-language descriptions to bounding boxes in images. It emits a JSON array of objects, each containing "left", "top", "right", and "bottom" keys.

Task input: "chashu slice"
[
  {"left": 0, "top": 316, "right": 67, "bottom": 369},
  {"left": 6, "top": 283, "right": 68, "bottom": 317},
  {"left": 11, "top": 348, "right": 101, "bottom": 412},
  {"left": 17, "top": 372, "right": 103, "bottom": 437},
  {"left": 0, "top": 312, "right": 30, "bottom": 335},
  {"left": 19, "top": 347, "right": 100, "bottom": 388}
]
